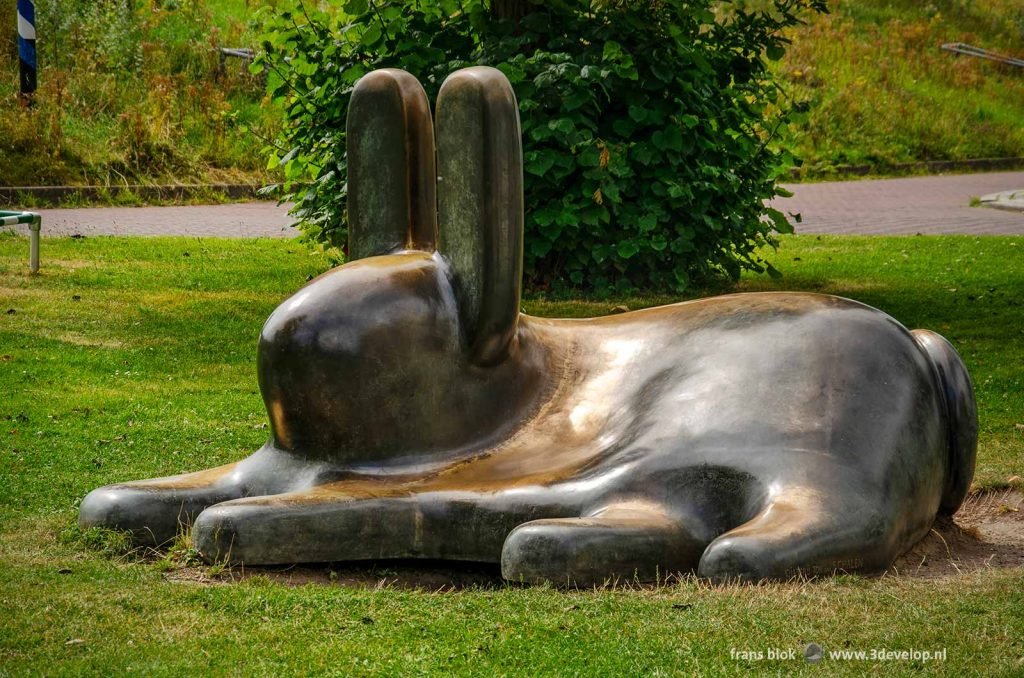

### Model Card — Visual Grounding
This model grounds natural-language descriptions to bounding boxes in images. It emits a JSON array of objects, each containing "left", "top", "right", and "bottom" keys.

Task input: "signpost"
[{"left": 17, "top": 0, "right": 36, "bottom": 102}]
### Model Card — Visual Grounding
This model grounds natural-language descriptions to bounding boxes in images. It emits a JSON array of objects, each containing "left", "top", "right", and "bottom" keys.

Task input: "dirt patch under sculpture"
[{"left": 890, "top": 488, "right": 1024, "bottom": 578}]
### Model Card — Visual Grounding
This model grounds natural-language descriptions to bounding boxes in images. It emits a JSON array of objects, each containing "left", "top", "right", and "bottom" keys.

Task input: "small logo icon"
[{"left": 804, "top": 643, "right": 824, "bottom": 664}]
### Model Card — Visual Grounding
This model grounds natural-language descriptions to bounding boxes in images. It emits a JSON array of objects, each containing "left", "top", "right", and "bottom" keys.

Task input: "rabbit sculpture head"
[
  {"left": 256, "top": 67, "right": 547, "bottom": 463},
  {"left": 79, "top": 66, "right": 978, "bottom": 585}
]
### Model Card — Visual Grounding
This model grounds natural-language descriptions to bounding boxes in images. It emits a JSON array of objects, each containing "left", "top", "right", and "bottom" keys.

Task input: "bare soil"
[
  {"left": 889, "top": 489, "right": 1024, "bottom": 578},
  {"left": 165, "top": 490, "right": 1024, "bottom": 589}
]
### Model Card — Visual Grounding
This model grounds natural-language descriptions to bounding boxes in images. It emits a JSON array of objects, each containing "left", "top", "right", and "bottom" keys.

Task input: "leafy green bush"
[{"left": 258, "top": 0, "right": 825, "bottom": 292}]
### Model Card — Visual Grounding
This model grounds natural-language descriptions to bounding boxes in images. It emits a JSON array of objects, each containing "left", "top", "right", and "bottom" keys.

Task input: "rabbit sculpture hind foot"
[{"left": 79, "top": 66, "right": 978, "bottom": 585}]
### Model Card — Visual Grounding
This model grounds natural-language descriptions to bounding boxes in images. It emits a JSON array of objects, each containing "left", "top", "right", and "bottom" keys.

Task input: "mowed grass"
[{"left": 1, "top": 233, "right": 1023, "bottom": 674}]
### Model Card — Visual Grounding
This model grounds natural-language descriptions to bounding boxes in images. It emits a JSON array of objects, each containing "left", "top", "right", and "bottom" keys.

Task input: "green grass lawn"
[{"left": 1, "top": 233, "right": 1022, "bottom": 674}]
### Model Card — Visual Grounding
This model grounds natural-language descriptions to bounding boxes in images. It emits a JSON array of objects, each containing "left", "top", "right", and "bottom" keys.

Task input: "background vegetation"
[
  {"left": 1, "top": 233, "right": 1022, "bottom": 673},
  {"left": 4, "top": 0, "right": 1023, "bottom": 190},
  {"left": 258, "top": 0, "right": 824, "bottom": 293},
  {"left": 779, "top": 0, "right": 1024, "bottom": 175},
  {"left": 0, "top": 0, "right": 277, "bottom": 187}
]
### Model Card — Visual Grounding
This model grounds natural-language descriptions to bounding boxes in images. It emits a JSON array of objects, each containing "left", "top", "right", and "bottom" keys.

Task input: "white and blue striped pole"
[{"left": 17, "top": 0, "right": 37, "bottom": 100}]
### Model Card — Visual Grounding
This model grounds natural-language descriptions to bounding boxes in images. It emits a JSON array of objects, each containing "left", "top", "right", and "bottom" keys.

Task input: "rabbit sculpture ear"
[
  {"left": 435, "top": 66, "right": 524, "bottom": 366},
  {"left": 347, "top": 69, "right": 437, "bottom": 260}
]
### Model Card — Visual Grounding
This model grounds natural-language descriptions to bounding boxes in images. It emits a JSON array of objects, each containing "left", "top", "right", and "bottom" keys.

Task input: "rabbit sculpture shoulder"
[{"left": 80, "top": 67, "right": 978, "bottom": 584}]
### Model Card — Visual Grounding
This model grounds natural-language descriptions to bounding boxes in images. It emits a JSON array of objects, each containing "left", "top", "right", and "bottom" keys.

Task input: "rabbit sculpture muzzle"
[{"left": 79, "top": 67, "right": 978, "bottom": 584}]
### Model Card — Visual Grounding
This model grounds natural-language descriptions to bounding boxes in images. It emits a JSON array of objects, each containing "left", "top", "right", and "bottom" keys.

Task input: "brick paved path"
[
  {"left": 772, "top": 171, "right": 1024, "bottom": 235},
  {"left": 4, "top": 172, "right": 1024, "bottom": 238}
]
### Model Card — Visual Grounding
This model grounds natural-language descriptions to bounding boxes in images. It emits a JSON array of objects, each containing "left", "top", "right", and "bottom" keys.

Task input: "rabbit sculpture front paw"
[{"left": 80, "top": 67, "right": 977, "bottom": 584}]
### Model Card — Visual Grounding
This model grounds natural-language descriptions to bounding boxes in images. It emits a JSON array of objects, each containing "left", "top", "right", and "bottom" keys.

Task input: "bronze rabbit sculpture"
[{"left": 80, "top": 66, "right": 978, "bottom": 584}]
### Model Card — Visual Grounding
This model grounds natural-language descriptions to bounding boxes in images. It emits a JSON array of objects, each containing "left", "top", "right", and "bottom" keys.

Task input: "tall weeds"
[
  {"left": 0, "top": 0, "right": 278, "bottom": 186},
  {"left": 778, "top": 0, "right": 1024, "bottom": 174}
]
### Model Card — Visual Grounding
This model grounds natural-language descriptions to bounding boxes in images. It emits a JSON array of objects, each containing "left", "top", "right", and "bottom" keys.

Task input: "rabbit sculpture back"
[{"left": 79, "top": 67, "right": 978, "bottom": 584}]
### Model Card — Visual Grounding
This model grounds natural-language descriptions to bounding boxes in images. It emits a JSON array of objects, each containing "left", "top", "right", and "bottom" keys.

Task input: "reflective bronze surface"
[{"left": 80, "top": 67, "right": 978, "bottom": 584}]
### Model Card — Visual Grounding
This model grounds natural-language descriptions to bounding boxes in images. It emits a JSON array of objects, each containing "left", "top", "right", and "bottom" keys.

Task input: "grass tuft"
[{"left": 60, "top": 525, "right": 138, "bottom": 560}]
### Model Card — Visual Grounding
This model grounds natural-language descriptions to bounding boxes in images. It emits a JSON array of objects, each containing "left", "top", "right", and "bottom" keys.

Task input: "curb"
[
  {"left": 979, "top": 190, "right": 1024, "bottom": 213},
  {"left": 0, "top": 183, "right": 269, "bottom": 204},
  {"left": 790, "top": 157, "right": 1024, "bottom": 181}
]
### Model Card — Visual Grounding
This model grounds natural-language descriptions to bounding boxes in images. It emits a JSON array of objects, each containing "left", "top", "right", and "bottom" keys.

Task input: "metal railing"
[
  {"left": 940, "top": 43, "right": 1024, "bottom": 69},
  {"left": 217, "top": 47, "right": 258, "bottom": 80},
  {"left": 1, "top": 210, "right": 42, "bottom": 273}
]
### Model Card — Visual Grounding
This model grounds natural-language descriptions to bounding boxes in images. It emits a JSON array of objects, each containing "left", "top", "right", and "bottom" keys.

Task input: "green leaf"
[
  {"left": 530, "top": 239, "right": 553, "bottom": 257},
  {"left": 766, "top": 43, "right": 786, "bottom": 61},
  {"left": 615, "top": 58, "right": 639, "bottom": 80},
  {"left": 497, "top": 62, "right": 526, "bottom": 84},
  {"left": 532, "top": 205, "right": 558, "bottom": 227},
  {"left": 612, "top": 118, "right": 635, "bottom": 136},
  {"left": 650, "top": 61, "right": 673, "bottom": 83},
  {"left": 602, "top": 41, "right": 623, "bottom": 62},
  {"left": 633, "top": 144, "right": 654, "bottom": 166},
  {"left": 765, "top": 207, "right": 795, "bottom": 234},
  {"left": 617, "top": 241, "right": 640, "bottom": 259},
  {"left": 525, "top": 151, "right": 556, "bottom": 176},
  {"left": 563, "top": 89, "right": 591, "bottom": 111},
  {"left": 279, "top": 146, "right": 301, "bottom": 165},
  {"left": 548, "top": 118, "right": 575, "bottom": 136},
  {"left": 602, "top": 181, "right": 621, "bottom": 202},
  {"left": 555, "top": 210, "right": 579, "bottom": 227},
  {"left": 577, "top": 145, "right": 600, "bottom": 167},
  {"left": 628, "top": 105, "right": 648, "bottom": 123},
  {"left": 530, "top": 125, "right": 555, "bottom": 142},
  {"left": 652, "top": 126, "right": 683, "bottom": 152},
  {"left": 638, "top": 214, "right": 658, "bottom": 232},
  {"left": 360, "top": 23, "right": 382, "bottom": 46},
  {"left": 666, "top": 182, "right": 690, "bottom": 199}
]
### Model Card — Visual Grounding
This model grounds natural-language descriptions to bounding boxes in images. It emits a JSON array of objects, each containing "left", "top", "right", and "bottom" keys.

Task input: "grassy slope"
[
  {"left": 4, "top": 1, "right": 1024, "bottom": 189},
  {"left": 1, "top": 234, "right": 1022, "bottom": 674},
  {"left": 780, "top": 0, "right": 1024, "bottom": 174},
  {"left": 0, "top": 0, "right": 279, "bottom": 187}
]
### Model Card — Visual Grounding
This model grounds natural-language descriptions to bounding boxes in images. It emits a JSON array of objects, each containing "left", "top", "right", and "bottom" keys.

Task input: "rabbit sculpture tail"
[
  {"left": 912, "top": 330, "right": 978, "bottom": 516},
  {"left": 79, "top": 66, "right": 978, "bottom": 584}
]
